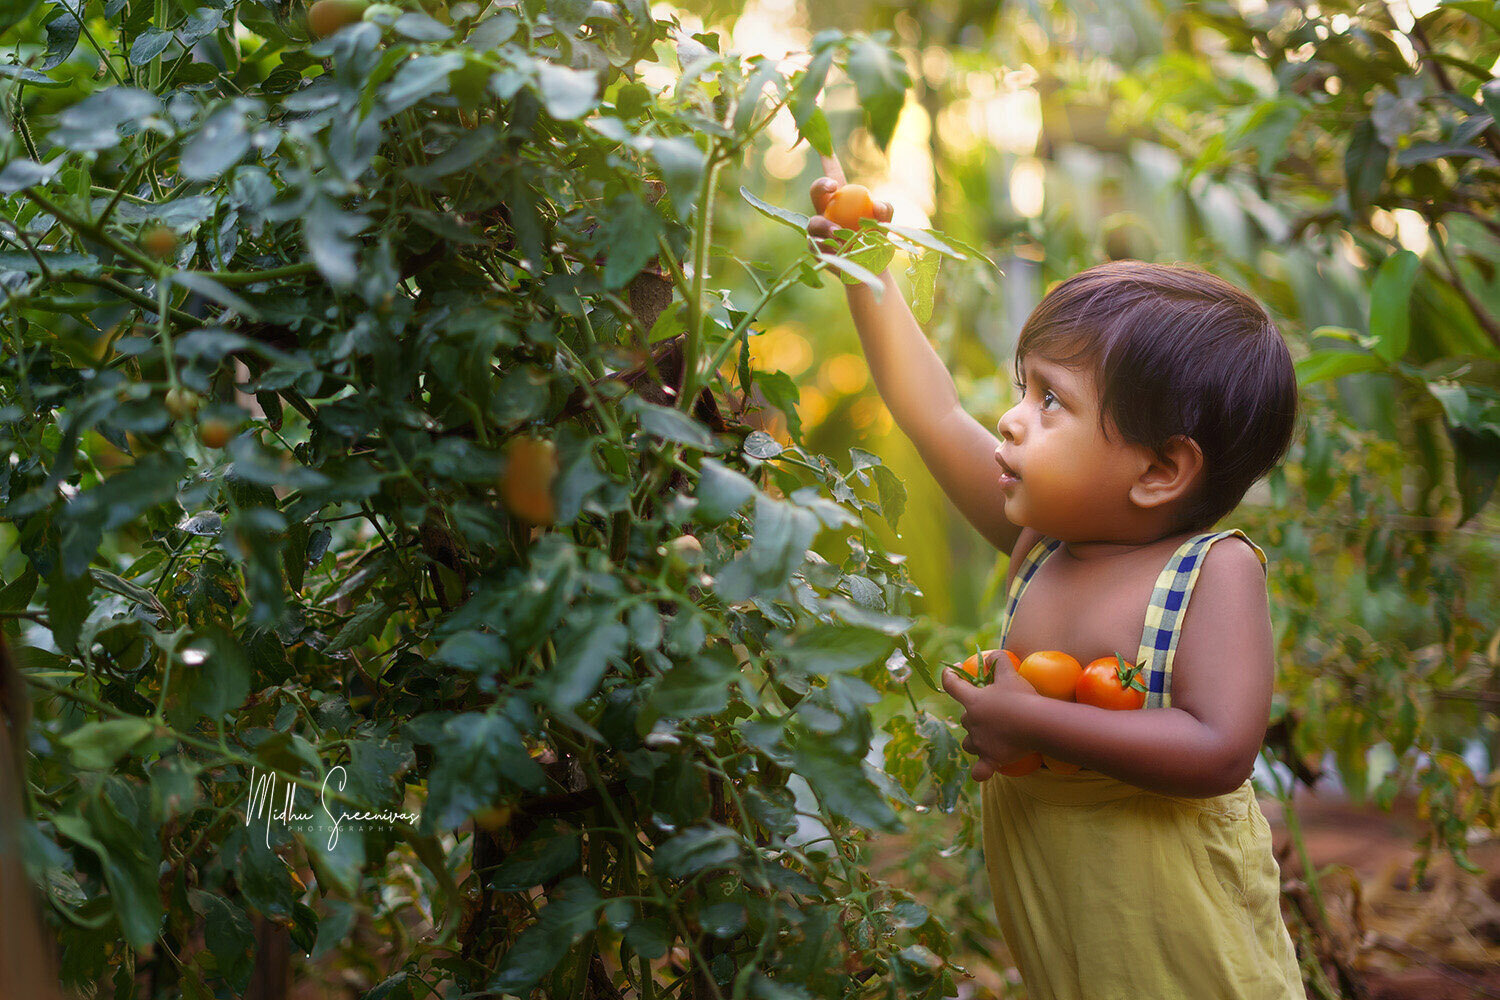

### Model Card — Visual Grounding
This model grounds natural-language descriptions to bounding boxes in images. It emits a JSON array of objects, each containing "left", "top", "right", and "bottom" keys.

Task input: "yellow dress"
[{"left": 980, "top": 529, "right": 1306, "bottom": 999}]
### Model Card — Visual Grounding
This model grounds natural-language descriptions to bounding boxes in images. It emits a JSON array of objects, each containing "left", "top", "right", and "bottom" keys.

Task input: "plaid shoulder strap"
[
  {"left": 1135, "top": 528, "right": 1269, "bottom": 709},
  {"left": 997, "top": 534, "right": 1065, "bottom": 649}
]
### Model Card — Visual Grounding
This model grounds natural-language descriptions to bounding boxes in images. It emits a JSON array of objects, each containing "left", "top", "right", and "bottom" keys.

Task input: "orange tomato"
[
  {"left": 999, "top": 752, "right": 1042, "bottom": 777},
  {"left": 1017, "top": 650, "right": 1082, "bottom": 701},
  {"left": 198, "top": 418, "right": 232, "bottom": 448},
  {"left": 501, "top": 437, "right": 558, "bottom": 525},
  {"left": 958, "top": 651, "right": 990, "bottom": 684},
  {"left": 308, "top": 0, "right": 367, "bottom": 38},
  {"left": 1016, "top": 651, "right": 1083, "bottom": 773},
  {"left": 823, "top": 183, "right": 877, "bottom": 231},
  {"left": 1076, "top": 654, "right": 1147, "bottom": 711},
  {"left": 141, "top": 225, "right": 178, "bottom": 261}
]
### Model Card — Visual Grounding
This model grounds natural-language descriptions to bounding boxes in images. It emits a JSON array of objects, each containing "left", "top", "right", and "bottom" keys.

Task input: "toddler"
[{"left": 807, "top": 155, "right": 1306, "bottom": 999}]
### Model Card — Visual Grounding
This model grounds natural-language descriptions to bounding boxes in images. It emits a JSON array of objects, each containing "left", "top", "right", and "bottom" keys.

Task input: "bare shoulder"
[
  {"left": 1173, "top": 534, "right": 1274, "bottom": 695},
  {"left": 1199, "top": 533, "right": 1267, "bottom": 586}
]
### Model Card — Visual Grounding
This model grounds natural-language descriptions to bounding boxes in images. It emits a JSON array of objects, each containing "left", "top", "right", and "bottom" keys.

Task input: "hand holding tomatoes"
[
  {"left": 942, "top": 651, "right": 1038, "bottom": 783},
  {"left": 946, "top": 648, "right": 1148, "bottom": 782},
  {"left": 807, "top": 154, "right": 892, "bottom": 252}
]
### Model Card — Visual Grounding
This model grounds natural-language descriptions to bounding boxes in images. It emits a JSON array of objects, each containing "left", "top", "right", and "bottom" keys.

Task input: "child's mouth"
[{"left": 995, "top": 450, "right": 1022, "bottom": 485}]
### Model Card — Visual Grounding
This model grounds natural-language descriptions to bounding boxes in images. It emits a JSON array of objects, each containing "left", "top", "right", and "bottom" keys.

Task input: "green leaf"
[
  {"left": 1294, "top": 348, "right": 1385, "bottom": 386},
  {"left": 55, "top": 785, "right": 164, "bottom": 949},
  {"left": 740, "top": 186, "right": 811, "bottom": 234},
  {"left": 714, "top": 494, "right": 819, "bottom": 599},
  {"left": 325, "top": 597, "right": 395, "bottom": 653},
  {"left": 61, "top": 718, "right": 156, "bottom": 770},
  {"left": 42, "top": 11, "right": 81, "bottom": 71},
  {"left": 599, "top": 193, "right": 665, "bottom": 289},
  {"left": 798, "top": 105, "right": 833, "bottom": 156},
  {"left": 393, "top": 11, "right": 453, "bottom": 40},
  {"left": 777, "top": 624, "right": 895, "bottom": 675},
  {"left": 195, "top": 891, "right": 255, "bottom": 989},
  {"left": 754, "top": 370, "right": 802, "bottom": 439},
  {"left": 381, "top": 53, "right": 465, "bottom": 115},
  {"left": 534, "top": 61, "right": 599, "bottom": 120},
  {"left": 45, "top": 565, "right": 93, "bottom": 655},
  {"left": 650, "top": 643, "right": 739, "bottom": 719},
  {"left": 905, "top": 248, "right": 941, "bottom": 324},
  {"left": 789, "top": 46, "right": 834, "bottom": 129},
  {"left": 172, "top": 271, "right": 260, "bottom": 319},
  {"left": 1344, "top": 118, "right": 1389, "bottom": 212},
  {"left": 0, "top": 562, "right": 39, "bottom": 613},
  {"left": 733, "top": 61, "right": 785, "bottom": 134},
  {"left": 817, "top": 249, "right": 883, "bottom": 296},
  {"left": 652, "top": 823, "right": 740, "bottom": 878},
  {"left": 622, "top": 395, "right": 724, "bottom": 452},
  {"left": 1229, "top": 97, "right": 1305, "bottom": 174},
  {"left": 791, "top": 736, "right": 899, "bottom": 831},
  {"left": 651, "top": 135, "right": 707, "bottom": 217},
  {"left": 542, "top": 615, "right": 627, "bottom": 712},
  {"left": 432, "top": 630, "right": 507, "bottom": 676},
  {"left": 422, "top": 711, "right": 546, "bottom": 832},
  {"left": 1395, "top": 141, "right": 1500, "bottom": 168},
  {"left": 128, "top": 29, "right": 172, "bottom": 65},
  {"left": 489, "top": 820, "right": 581, "bottom": 891},
  {"left": 180, "top": 104, "right": 252, "bottom": 181},
  {"left": 1370, "top": 249, "right": 1420, "bottom": 363},
  {"left": 693, "top": 458, "right": 757, "bottom": 524},
  {"left": 699, "top": 901, "right": 748, "bottom": 938},
  {"left": 489, "top": 876, "right": 604, "bottom": 994},
  {"left": 846, "top": 37, "right": 911, "bottom": 150},
  {"left": 881, "top": 223, "right": 965, "bottom": 260},
  {"left": 0, "top": 0, "right": 41, "bottom": 35},
  {"left": 868, "top": 464, "right": 906, "bottom": 531}
]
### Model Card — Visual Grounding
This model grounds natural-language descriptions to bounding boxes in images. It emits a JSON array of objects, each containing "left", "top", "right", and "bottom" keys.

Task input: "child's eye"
[{"left": 1013, "top": 379, "right": 1060, "bottom": 411}]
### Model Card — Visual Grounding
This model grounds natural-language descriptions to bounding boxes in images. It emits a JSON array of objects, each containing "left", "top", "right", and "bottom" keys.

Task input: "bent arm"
[
  {"left": 1002, "top": 700, "right": 1253, "bottom": 797},
  {"left": 974, "top": 538, "right": 1274, "bottom": 796}
]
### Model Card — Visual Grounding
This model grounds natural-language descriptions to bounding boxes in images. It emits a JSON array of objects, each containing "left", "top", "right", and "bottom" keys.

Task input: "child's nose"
[{"left": 997, "top": 405, "right": 1023, "bottom": 443}]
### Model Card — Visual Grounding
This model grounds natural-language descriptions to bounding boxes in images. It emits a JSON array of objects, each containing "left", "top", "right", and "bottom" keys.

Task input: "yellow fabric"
[{"left": 979, "top": 532, "right": 1306, "bottom": 999}]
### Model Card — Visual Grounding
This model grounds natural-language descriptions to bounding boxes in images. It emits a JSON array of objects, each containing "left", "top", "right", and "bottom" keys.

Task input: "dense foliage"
[{"left": 0, "top": 1, "right": 991, "bottom": 996}]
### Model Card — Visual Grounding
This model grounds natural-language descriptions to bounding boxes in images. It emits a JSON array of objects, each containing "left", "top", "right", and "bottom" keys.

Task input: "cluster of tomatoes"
[{"left": 956, "top": 648, "right": 1148, "bottom": 776}]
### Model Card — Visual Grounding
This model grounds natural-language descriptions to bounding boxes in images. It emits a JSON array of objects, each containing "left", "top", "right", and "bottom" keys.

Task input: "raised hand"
[{"left": 807, "top": 153, "right": 893, "bottom": 253}]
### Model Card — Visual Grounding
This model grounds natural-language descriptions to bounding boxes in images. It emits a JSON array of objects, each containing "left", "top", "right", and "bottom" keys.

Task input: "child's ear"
[{"left": 1129, "top": 434, "right": 1204, "bottom": 510}]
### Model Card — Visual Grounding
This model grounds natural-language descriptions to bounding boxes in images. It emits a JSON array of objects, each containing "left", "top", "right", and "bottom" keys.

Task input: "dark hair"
[{"left": 1014, "top": 260, "right": 1299, "bottom": 534}]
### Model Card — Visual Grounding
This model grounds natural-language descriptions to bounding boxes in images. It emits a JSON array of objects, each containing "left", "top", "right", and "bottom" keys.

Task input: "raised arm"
[{"left": 807, "top": 154, "right": 1021, "bottom": 555}]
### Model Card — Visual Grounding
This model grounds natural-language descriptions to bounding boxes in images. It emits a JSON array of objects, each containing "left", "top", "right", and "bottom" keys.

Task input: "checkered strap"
[
  {"left": 1136, "top": 528, "right": 1268, "bottom": 709},
  {"left": 997, "top": 534, "right": 1065, "bottom": 647}
]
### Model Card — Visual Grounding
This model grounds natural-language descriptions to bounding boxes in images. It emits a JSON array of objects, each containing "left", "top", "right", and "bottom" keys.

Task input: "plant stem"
[
  {"left": 1262, "top": 750, "right": 1331, "bottom": 931},
  {"left": 677, "top": 149, "right": 723, "bottom": 415}
]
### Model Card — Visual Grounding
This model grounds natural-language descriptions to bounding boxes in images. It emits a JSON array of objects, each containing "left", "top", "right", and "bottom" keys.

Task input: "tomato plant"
[{"left": 0, "top": 3, "right": 977, "bottom": 997}]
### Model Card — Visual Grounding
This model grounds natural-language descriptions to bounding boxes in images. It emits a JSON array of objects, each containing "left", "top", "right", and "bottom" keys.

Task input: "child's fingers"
[
  {"left": 971, "top": 759, "right": 997, "bottom": 783},
  {"left": 806, "top": 214, "right": 842, "bottom": 255},
  {"left": 874, "top": 199, "right": 894, "bottom": 223},
  {"left": 809, "top": 176, "right": 838, "bottom": 214}
]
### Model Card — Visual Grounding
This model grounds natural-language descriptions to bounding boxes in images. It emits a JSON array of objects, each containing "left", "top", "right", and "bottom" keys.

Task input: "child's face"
[{"left": 994, "top": 354, "right": 1150, "bottom": 538}]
